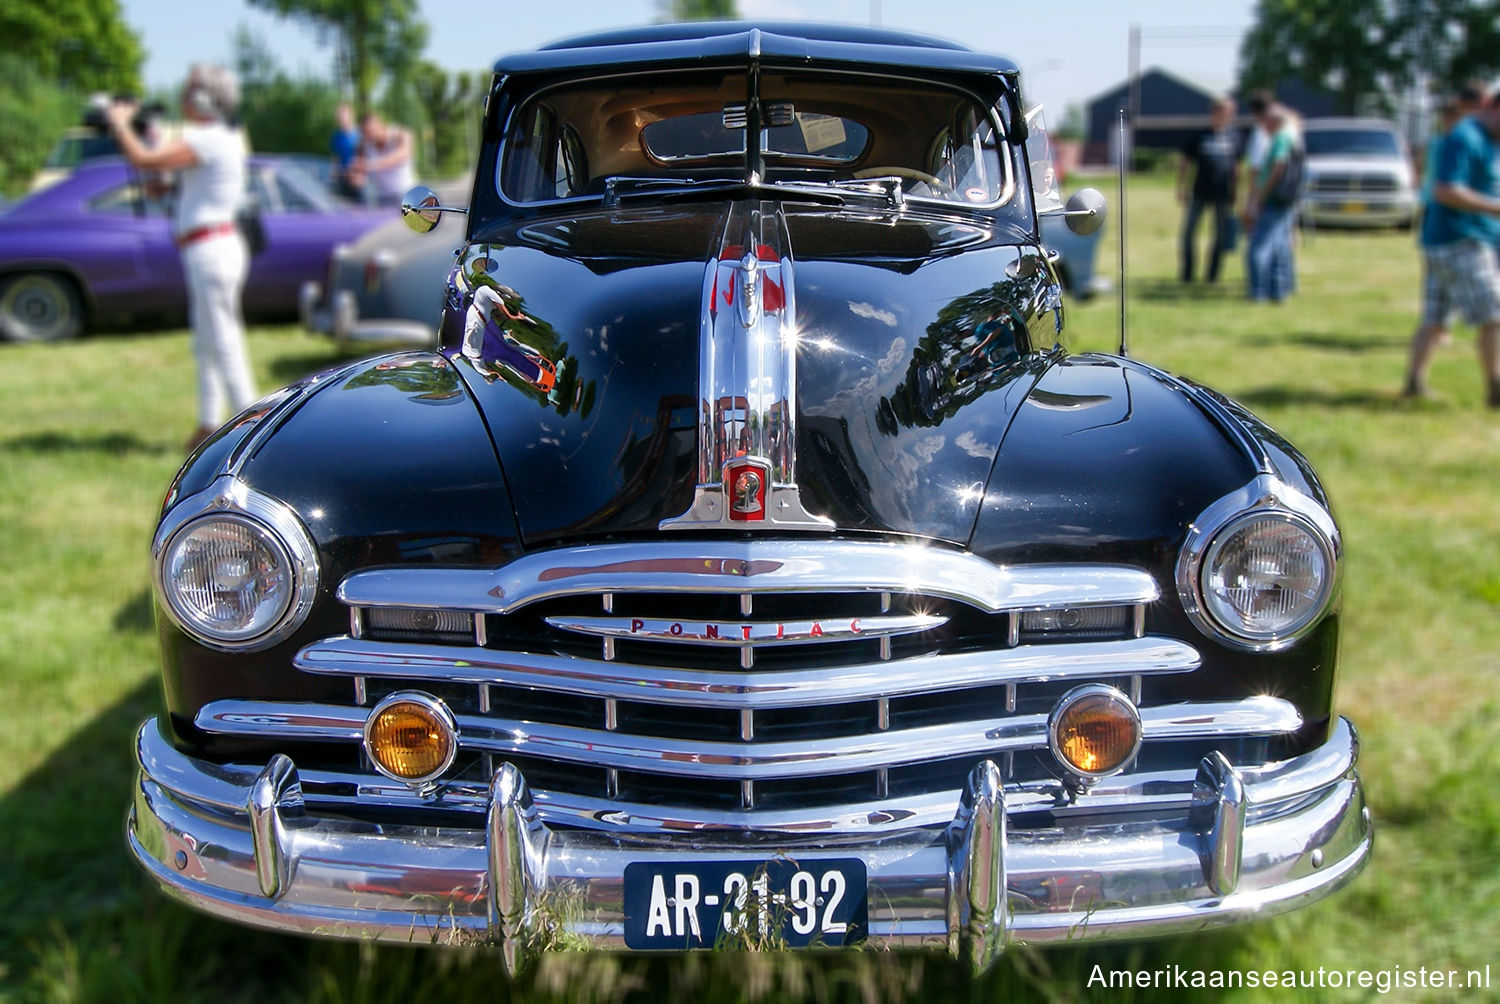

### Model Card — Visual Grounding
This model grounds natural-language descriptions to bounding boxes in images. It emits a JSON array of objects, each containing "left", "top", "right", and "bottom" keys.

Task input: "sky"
[{"left": 118, "top": 0, "right": 1255, "bottom": 117}]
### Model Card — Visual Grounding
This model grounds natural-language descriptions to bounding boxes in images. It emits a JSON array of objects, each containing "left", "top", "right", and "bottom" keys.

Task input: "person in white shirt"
[
  {"left": 356, "top": 111, "right": 415, "bottom": 205},
  {"left": 108, "top": 64, "right": 254, "bottom": 451}
]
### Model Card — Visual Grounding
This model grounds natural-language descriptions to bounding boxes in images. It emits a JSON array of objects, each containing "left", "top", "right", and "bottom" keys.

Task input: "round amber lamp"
[
  {"left": 1048, "top": 686, "right": 1142, "bottom": 779},
  {"left": 364, "top": 694, "right": 457, "bottom": 784}
]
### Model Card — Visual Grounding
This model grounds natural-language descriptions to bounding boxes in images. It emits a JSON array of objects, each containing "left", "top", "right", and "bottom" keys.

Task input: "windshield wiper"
[
  {"left": 602, "top": 176, "right": 845, "bottom": 208},
  {"left": 780, "top": 176, "right": 905, "bottom": 209}
]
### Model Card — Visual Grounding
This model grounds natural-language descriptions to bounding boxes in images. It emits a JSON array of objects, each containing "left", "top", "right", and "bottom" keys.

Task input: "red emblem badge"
[{"left": 725, "top": 458, "right": 768, "bottom": 521}]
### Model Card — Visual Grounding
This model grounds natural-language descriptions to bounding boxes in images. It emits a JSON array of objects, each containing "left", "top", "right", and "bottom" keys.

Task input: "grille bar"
[
  {"left": 336, "top": 544, "right": 1160, "bottom": 616},
  {"left": 295, "top": 635, "right": 1202, "bottom": 709},
  {"left": 544, "top": 612, "right": 946, "bottom": 648},
  {"left": 195, "top": 697, "right": 1302, "bottom": 780}
]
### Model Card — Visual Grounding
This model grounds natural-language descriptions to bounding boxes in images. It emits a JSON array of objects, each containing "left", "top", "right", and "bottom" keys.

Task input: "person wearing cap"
[
  {"left": 107, "top": 63, "right": 254, "bottom": 450},
  {"left": 1403, "top": 86, "right": 1500, "bottom": 407}
]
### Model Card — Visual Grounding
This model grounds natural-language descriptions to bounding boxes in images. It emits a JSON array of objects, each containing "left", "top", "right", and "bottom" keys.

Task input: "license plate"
[
  {"left": 1341, "top": 201, "right": 1366, "bottom": 213},
  {"left": 623, "top": 857, "right": 867, "bottom": 949}
]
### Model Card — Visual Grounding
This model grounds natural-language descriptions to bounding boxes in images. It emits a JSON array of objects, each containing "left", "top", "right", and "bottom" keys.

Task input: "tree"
[
  {"left": 247, "top": 0, "right": 428, "bottom": 115},
  {"left": 659, "top": 0, "right": 740, "bottom": 21},
  {"left": 1238, "top": 0, "right": 1392, "bottom": 114},
  {"left": 1238, "top": 0, "right": 1500, "bottom": 115},
  {"left": 411, "top": 62, "right": 483, "bottom": 177},
  {"left": 232, "top": 27, "right": 343, "bottom": 156},
  {"left": 0, "top": 0, "right": 142, "bottom": 95}
]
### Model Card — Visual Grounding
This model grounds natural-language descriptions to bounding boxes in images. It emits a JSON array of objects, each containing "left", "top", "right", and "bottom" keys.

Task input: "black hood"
[{"left": 452, "top": 200, "right": 1057, "bottom": 547}]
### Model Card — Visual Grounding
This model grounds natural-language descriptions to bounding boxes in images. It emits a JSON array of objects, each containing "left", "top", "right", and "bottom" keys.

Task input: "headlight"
[
  {"left": 1202, "top": 513, "right": 1333, "bottom": 642},
  {"left": 1178, "top": 478, "right": 1339, "bottom": 651},
  {"left": 154, "top": 479, "right": 319, "bottom": 651}
]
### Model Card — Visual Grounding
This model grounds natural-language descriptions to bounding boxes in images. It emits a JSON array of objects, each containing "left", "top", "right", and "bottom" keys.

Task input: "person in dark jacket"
[{"left": 1177, "top": 96, "right": 1241, "bottom": 283}]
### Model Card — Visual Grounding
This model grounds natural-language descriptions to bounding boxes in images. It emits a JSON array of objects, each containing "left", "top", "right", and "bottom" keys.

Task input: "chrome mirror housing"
[
  {"left": 401, "top": 185, "right": 468, "bottom": 234},
  {"left": 1061, "top": 188, "right": 1107, "bottom": 236}
]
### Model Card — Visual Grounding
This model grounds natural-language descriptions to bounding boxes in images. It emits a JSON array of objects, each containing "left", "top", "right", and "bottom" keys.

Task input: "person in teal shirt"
[
  {"left": 1241, "top": 104, "right": 1299, "bottom": 302},
  {"left": 1403, "top": 88, "right": 1500, "bottom": 407}
]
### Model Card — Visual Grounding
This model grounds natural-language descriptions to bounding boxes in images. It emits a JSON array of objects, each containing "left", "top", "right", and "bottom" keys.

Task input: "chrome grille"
[
  {"left": 198, "top": 542, "right": 1305, "bottom": 829},
  {"left": 1309, "top": 173, "right": 1399, "bottom": 194}
]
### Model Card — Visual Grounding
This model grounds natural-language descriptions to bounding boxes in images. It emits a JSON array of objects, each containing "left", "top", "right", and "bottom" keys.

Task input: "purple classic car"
[{"left": 0, "top": 158, "right": 388, "bottom": 341}]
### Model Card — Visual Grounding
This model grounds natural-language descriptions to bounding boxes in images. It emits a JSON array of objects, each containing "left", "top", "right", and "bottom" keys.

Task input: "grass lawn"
[{"left": 1, "top": 173, "right": 1496, "bottom": 1002}]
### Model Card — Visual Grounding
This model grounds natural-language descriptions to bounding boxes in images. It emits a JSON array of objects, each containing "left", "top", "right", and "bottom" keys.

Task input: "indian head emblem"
[{"left": 726, "top": 458, "right": 767, "bottom": 521}]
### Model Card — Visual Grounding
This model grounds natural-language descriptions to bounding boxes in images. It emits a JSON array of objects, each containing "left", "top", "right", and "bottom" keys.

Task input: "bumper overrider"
[{"left": 129, "top": 716, "right": 1370, "bottom": 969}]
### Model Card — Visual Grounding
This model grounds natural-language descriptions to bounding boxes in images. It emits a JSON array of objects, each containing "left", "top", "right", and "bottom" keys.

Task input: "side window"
[
  {"left": 274, "top": 173, "right": 319, "bottom": 212},
  {"left": 89, "top": 182, "right": 170, "bottom": 217},
  {"left": 502, "top": 103, "right": 560, "bottom": 203},
  {"left": 249, "top": 169, "right": 281, "bottom": 213},
  {"left": 1024, "top": 105, "right": 1063, "bottom": 212}
]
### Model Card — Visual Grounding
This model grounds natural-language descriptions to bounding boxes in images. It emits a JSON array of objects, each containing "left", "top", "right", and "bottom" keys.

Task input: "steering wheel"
[{"left": 851, "top": 167, "right": 954, "bottom": 194}]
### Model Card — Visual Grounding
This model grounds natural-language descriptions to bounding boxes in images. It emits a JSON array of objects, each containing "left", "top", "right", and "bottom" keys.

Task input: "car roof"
[{"left": 494, "top": 21, "right": 1019, "bottom": 78}]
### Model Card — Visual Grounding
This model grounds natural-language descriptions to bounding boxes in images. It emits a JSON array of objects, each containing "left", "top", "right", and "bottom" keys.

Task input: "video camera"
[{"left": 82, "top": 94, "right": 167, "bottom": 139}]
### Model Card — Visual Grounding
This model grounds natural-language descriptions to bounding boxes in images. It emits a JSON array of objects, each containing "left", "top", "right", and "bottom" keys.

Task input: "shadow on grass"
[
  {"left": 0, "top": 684, "right": 1263, "bottom": 1000},
  {"left": 1131, "top": 278, "right": 1240, "bottom": 303},
  {"left": 1, "top": 430, "right": 171, "bottom": 456},
  {"left": 1, "top": 592, "right": 1270, "bottom": 1000},
  {"left": 1239, "top": 330, "right": 1407, "bottom": 354},
  {"left": 1234, "top": 384, "right": 1414, "bottom": 411},
  {"left": 112, "top": 588, "right": 155, "bottom": 634}
]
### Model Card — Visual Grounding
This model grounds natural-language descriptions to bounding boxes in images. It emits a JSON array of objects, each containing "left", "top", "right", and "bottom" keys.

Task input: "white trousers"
[{"left": 181, "top": 234, "right": 255, "bottom": 427}]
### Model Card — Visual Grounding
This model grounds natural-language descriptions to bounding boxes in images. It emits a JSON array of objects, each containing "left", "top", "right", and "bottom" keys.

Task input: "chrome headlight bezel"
[
  {"left": 152, "top": 477, "right": 320, "bottom": 652},
  {"left": 1176, "top": 475, "right": 1340, "bottom": 652}
]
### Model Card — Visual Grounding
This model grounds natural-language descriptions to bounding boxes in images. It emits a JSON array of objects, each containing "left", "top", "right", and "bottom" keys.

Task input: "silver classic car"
[{"left": 128, "top": 23, "right": 1369, "bottom": 969}]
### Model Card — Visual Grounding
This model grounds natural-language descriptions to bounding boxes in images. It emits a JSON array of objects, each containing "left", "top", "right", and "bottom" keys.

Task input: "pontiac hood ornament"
[{"left": 661, "top": 203, "right": 833, "bottom": 532}]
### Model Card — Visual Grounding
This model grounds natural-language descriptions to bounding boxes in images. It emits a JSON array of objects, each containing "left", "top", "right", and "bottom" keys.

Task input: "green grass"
[{"left": 1, "top": 175, "right": 1497, "bottom": 1001}]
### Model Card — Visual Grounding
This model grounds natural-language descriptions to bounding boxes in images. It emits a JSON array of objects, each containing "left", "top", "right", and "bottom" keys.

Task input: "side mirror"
[
  {"left": 401, "top": 185, "right": 468, "bottom": 234},
  {"left": 1062, "top": 188, "right": 1107, "bottom": 236}
]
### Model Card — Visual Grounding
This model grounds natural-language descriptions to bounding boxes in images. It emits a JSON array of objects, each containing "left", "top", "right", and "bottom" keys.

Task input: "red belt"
[{"left": 175, "top": 222, "right": 237, "bottom": 248}]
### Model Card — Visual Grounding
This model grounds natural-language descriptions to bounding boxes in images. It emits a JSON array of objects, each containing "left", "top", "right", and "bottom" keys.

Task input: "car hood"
[{"left": 452, "top": 200, "right": 1056, "bottom": 547}]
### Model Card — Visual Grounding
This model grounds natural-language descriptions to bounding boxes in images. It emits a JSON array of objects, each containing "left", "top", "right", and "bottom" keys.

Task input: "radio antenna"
[{"left": 1117, "top": 109, "right": 1129, "bottom": 357}]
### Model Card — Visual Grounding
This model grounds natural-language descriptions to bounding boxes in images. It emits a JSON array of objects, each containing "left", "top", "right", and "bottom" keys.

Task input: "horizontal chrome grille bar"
[
  {"left": 195, "top": 697, "right": 1302, "bottom": 780},
  {"left": 544, "top": 612, "right": 946, "bottom": 647},
  {"left": 337, "top": 542, "right": 1159, "bottom": 615},
  {"left": 294, "top": 635, "right": 1202, "bottom": 709},
  {"left": 140, "top": 718, "right": 1356, "bottom": 833}
]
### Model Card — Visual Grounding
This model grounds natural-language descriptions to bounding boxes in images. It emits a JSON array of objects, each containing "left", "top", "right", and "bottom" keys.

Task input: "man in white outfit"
[{"left": 107, "top": 64, "right": 255, "bottom": 451}]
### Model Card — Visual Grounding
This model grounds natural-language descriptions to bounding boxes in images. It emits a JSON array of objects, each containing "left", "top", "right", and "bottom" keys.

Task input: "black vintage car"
[{"left": 129, "top": 23, "right": 1369, "bottom": 968}]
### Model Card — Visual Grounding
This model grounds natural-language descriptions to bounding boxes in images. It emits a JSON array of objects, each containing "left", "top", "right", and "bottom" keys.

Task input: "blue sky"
[{"left": 119, "top": 0, "right": 1254, "bottom": 116}]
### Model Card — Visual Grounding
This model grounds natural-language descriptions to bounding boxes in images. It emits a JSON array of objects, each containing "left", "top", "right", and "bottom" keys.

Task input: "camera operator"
[{"left": 105, "top": 63, "right": 255, "bottom": 451}]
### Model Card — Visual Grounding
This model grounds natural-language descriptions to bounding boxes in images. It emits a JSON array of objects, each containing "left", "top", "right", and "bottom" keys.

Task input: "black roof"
[{"left": 493, "top": 21, "right": 1020, "bottom": 78}]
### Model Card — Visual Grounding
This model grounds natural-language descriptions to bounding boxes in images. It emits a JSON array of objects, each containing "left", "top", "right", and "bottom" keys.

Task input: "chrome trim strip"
[
  {"left": 543, "top": 613, "right": 946, "bottom": 647},
  {"left": 338, "top": 543, "right": 1161, "bottom": 616},
  {"left": 663, "top": 201, "right": 832, "bottom": 531},
  {"left": 194, "top": 697, "right": 1302, "bottom": 781},
  {"left": 294, "top": 635, "right": 1202, "bottom": 709},
  {"left": 135, "top": 717, "right": 1360, "bottom": 834}
]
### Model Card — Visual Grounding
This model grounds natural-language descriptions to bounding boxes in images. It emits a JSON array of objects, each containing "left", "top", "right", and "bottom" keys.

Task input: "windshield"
[
  {"left": 498, "top": 69, "right": 1013, "bottom": 208},
  {"left": 1304, "top": 128, "right": 1402, "bottom": 157},
  {"left": 44, "top": 132, "right": 120, "bottom": 169}
]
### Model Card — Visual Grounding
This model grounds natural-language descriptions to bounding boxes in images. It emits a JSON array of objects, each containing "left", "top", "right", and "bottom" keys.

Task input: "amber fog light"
[
  {"left": 364, "top": 692, "right": 458, "bottom": 785},
  {"left": 1048, "top": 685, "right": 1142, "bottom": 779}
]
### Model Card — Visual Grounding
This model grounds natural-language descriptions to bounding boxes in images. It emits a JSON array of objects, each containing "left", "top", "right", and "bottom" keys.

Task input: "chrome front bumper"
[{"left": 128, "top": 716, "right": 1370, "bottom": 969}]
